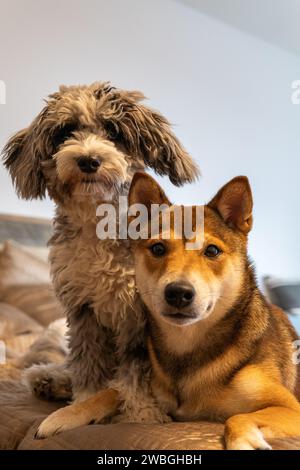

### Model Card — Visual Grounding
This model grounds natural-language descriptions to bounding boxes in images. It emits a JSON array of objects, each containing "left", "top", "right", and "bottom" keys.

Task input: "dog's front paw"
[
  {"left": 35, "top": 405, "right": 92, "bottom": 439},
  {"left": 226, "top": 433, "right": 272, "bottom": 450},
  {"left": 225, "top": 416, "right": 272, "bottom": 450}
]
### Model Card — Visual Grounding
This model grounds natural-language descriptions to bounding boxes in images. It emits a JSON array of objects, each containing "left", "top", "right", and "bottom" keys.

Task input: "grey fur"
[
  {"left": 2, "top": 82, "right": 198, "bottom": 429},
  {"left": 67, "top": 303, "right": 116, "bottom": 393},
  {"left": 24, "top": 363, "right": 72, "bottom": 401}
]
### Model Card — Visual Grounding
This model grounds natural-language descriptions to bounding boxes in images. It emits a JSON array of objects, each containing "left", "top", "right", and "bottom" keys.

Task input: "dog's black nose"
[
  {"left": 164, "top": 282, "right": 195, "bottom": 308},
  {"left": 77, "top": 157, "right": 100, "bottom": 174}
]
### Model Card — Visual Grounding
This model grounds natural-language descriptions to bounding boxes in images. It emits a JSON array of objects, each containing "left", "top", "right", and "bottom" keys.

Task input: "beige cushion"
[
  {"left": 0, "top": 241, "right": 50, "bottom": 289},
  {"left": 17, "top": 419, "right": 300, "bottom": 451},
  {"left": 0, "top": 302, "right": 43, "bottom": 339},
  {"left": 5, "top": 332, "right": 42, "bottom": 356},
  {"left": 0, "top": 364, "right": 23, "bottom": 381},
  {"left": 0, "top": 244, "right": 49, "bottom": 263},
  {"left": 0, "top": 284, "right": 64, "bottom": 327},
  {"left": 20, "top": 421, "right": 224, "bottom": 450},
  {"left": 0, "top": 380, "right": 62, "bottom": 450},
  {"left": 22, "top": 246, "right": 49, "bottom": 264}
]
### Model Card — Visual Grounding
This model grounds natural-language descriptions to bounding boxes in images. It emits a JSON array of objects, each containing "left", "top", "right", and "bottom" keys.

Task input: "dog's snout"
[
  {"left": 77, "top": 157, "right": 101, "bottom": 174},
  {"left": 164, "top": 282, "right": 195, "bottom": 308}
]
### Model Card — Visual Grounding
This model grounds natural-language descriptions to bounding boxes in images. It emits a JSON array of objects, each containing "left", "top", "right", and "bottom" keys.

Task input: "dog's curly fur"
[{"left": 2, "top": 82, "right": 199, "bottom": 432}]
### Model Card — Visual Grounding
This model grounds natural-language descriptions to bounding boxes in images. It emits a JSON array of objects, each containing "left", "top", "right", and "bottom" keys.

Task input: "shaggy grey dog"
[{"left": 3, "top": 82, "right": 198, "bottom": 437}]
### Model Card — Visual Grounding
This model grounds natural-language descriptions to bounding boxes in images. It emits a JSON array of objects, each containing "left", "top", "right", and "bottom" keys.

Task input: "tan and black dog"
[{"left": 128, "top": 172, "right": 300, "bottom": 450}]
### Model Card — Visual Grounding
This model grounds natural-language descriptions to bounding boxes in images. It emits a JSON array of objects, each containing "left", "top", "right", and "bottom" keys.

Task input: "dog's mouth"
[
  {"left": 161, "top": 311, "right": 198, "bottom": 325},
  {"left": 77, "top": 174, "right": 113, "bottom": 188},
  {"left": 73, "top": 177, "right": 111, "bottom": 197}
]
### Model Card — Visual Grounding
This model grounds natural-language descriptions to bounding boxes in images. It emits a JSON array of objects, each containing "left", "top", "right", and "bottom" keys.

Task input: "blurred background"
[{"left": 0, "top": 0, "right": 299, "bottom": 327}]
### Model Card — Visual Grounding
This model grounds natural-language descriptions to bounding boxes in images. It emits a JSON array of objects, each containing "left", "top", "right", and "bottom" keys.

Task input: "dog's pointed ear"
[
  {"left": 208, "top": 176, "right": 253, "bottom": 234},
  {"left": 2, "top": 124, "right": 47, "bottom": 200},
  {"left": 128, "top": 172, "right": 171, "bottom": 212}
]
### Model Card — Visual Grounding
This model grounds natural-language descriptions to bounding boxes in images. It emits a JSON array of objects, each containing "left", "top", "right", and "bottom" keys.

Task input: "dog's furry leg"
[
  {"left": 25, "top": 304, "right": 115, "bottom": 403},
  {"left": 224, "top": 365, "right": 300, "bottom": 450},
  {"left": 35, "top": 388, "right": 120, "bottom": 439},
  {"left": 67, "top": 304, "right": 115, "bottom": 398},
  {"left": 24, "top": 363, "right": 72, "bottom": 401},
  {"left": 34, "top": 304, "right": 117, "bottom": 436},
  {"left": 110, "top": 308, "right": 170, "bottom": 424},
  {"left": 109, "top": 362, "right": 171, "bottom": 424}
]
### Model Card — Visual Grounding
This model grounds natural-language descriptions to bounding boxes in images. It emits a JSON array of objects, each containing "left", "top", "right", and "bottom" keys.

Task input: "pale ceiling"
[{"left": 178, "top": 0, "right": 300, "bottom": 56}]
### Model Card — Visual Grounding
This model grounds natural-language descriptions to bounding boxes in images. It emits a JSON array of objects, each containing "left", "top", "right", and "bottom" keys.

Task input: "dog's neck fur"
[
  {"left": 146, "top": 261, "right": 270, "bottom": 381},
  {"left": 48, "top": 180, "right": 136, "bottom": 330},
  {"left": 56, "top": 182, "right": 129, "bottom": 225}
]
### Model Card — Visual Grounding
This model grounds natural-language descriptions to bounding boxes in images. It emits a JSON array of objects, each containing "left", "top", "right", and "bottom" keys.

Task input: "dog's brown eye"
[
  {"left": 53, "top": 124, "right": 76, "bottom": 147},
  {"left": 150, "top": 243, "right": 166, "bottom": 257},
  {"left": 104, "top": 121, "right": 120, "bottom": 141},
  {"left": 204, "top": 244, "right": 221, "bottom": 258}
]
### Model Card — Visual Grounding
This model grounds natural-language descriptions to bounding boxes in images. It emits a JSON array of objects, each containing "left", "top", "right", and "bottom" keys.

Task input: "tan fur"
[{"left": 129, "top": 172, "right": 300, "bottom": 450}]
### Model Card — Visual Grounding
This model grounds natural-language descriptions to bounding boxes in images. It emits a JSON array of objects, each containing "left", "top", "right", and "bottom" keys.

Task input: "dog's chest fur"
[
  {"left": 148, "top": 333, "right": 230, "bottom": 421},
  {"left": 49, "top": 201, "right": 136, "bottom": 330}
]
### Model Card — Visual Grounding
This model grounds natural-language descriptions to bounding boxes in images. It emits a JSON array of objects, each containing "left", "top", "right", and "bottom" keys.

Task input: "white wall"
[{"left": 0, "top": 0, "right": 300, "bottom": 280}]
